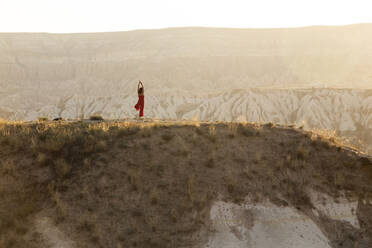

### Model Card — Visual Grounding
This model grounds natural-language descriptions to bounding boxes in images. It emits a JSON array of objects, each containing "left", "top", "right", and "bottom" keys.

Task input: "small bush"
[
  {"left": 79, "top": 219, "right": 96, "bottom": 232},
  {"left": 118, "top": 141, "right": 128, "bottom": 149},
  {"left": 178, "top": 149, "right": 189, "bottom": 157},
  {"left": 161, "top": 133, "right": 174, "bottom": 142},
  {"left": 228, "top": 123, "right": 238, "bottom": 138},
  {"left": 142, "top": 143, "right": 151, "bottom": 151},
  {"left": 89, "top": 115, "right": 104, "bottom": 121},
  {"left": 128, "top": 171, "right": 139, "bottom": 191},
  {"left": 95, "top": 140, "right": 108, "bottom": 152},
  {"left": 150, "top": 192, "right": 158, "bottom": 205},
  {"left": 296, "top": 145, "right": 309, "bottom": 160},
  {"left": 206, "top": 126, "right": 217, "bottom": 142},
  {"left": 311, "top": 137, "right": 330, "bottom": 150},
  {"left": 264, "top": 122, "right": 275, "bottom": 128},
  {"left": 1, "top": 160, "right": 15, "bottom": 175},
  {"left": 54, "top": 159, "right": 72, "bottom": 178},
  {"left": 187, "top": 176, "right": 194, "bottom": 205},
  {"left": 141, "top": 127, "right": 152, "bottom": 137},
  {"left": 208, "top": 125, "right": 216, "bottom": 136},
  {"left": 240, "top": 128, "right": 256, "bottom": 137},
  {"left": 205, "top": 158, "right": 215, "bottom": 168},
  {"left": 36, "top": 152, "right": 48, "bottom": 166},
  {"left": 38, "top": 116, "right": 49, "bottom": 122},
  {"left": 195, "top": 127, "right": 204, "bottom": 135},
  {"left": 42, "top": 134, "right": 67, "bottom": 153},
  {"left": 207, "top": 135, "right": 217, "bottom": 143},
  {"left": 117, "top": 126, "right": 139, "bottom": 137}
]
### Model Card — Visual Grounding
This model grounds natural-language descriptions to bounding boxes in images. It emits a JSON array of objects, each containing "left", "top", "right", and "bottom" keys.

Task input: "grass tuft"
[{"left": 227, "top": 123, "right": 238, "bottom": 138}]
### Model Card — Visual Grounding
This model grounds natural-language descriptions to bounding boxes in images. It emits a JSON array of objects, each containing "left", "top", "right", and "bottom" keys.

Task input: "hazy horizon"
[
  {"left": 1, "top": 22, "right": 372, "bottom": 35},
  {"left": 2, "top": 0, "right": 372, "bottom": 33}
]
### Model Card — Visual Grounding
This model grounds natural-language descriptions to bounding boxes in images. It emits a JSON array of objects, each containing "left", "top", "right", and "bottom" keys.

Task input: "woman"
[{"left": 134, "top": 80, "right": 145, "bottom": 118}]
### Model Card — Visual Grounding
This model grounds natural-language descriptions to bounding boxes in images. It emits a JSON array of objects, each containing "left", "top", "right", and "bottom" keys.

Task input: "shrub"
[
  {"left": 89, "top": 115, "right": 104, "bottom": 121},
  {"left": 208, "top": 125, "right": 216, "bottom": 136},
  {"left": 150, "top": 192, "right": 158, "bottom": 205},
  {"left": 1, "top": 160, "right": 15, "bottom": 175},
  {"left": 161, "top": 133, "right": 174, "bottom": 142},
  {"left": 195, "top": 127, "right": 204, "bottom": 135},
  {"left": 264, "top": 122, "right": 275, "bottom": 128},
  {"left": 54, "top": 159, "right": 72, "bottom": 178},
  {"left": 141, "top": 127, "right": 152, "bottom": 137},
  {"left": 117, "top": 126, "right": 139, "bottom": 137},
  {"left": 96, "top": 140, "right": 108, "bottom": 152},
  {"left": 227, "top": 123, "right": 238, "bottom": 138},
  {"left": 36, "top": 152, "right": 48, "bottom": 166},
  {"left": 311, "top": 137, "right": 330, "bottom": 150},
  {"left": 205, "top": 158, "right": 215, "bottom": 168},
  {"left": 240, "top": 128, "right": 255, "bottom": 137},
  {"left": 38, "top": 116, "right": 49, "bottom": 122},
  {"left": 142, "top": 143, "right": 151, "bottom": 151}
]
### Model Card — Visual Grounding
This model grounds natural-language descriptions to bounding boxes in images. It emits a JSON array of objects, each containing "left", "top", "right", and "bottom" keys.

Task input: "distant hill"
[{"left": 1, "top": 24, "right": 372, "bottom": 92}]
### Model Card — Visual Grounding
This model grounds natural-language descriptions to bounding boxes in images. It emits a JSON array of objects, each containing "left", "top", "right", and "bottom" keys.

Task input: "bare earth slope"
[{"left": 1, "top": 120, "right": 372, "bottom": 248}]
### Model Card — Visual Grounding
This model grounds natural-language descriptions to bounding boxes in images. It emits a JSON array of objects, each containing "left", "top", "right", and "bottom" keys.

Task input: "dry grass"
[
  {"left": 0, "top": 176, "right": 41, "bottom": 248},
  {"left": 0, "top": 120, "right": 371, "bottom": 248}
]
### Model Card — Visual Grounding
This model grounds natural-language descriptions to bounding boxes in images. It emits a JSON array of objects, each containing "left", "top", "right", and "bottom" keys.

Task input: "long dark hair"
[{"left": 138, "top": 87, "right": 143, "bottom": 95}]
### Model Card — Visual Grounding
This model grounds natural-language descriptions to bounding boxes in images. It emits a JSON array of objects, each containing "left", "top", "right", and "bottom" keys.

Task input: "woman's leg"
[
  {"left": 135, "top": 98, "right": 140, "bottom": 110},
  {"left": 139, "top": 104, "right": 144, "bottom": 117}
]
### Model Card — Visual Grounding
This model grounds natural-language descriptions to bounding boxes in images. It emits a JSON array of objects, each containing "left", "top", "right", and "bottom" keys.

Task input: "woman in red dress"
[{"left": 134, "top": 81, "right": 144, "bottom": 118}]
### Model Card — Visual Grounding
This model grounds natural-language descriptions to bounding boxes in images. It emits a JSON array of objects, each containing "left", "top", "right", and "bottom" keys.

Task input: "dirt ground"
[{"left": 1, "top": 120, "right": 372, "bottom": 248}]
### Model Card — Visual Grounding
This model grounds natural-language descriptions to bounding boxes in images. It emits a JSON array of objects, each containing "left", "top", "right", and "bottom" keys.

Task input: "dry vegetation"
[
  {"left": 0, "top": 120, "right": 372, "bottom": 248},
  {"left": 89, "top": 115, "right": 104, "bottom": 121}
]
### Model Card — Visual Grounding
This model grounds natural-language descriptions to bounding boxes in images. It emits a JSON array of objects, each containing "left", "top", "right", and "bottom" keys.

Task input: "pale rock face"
[
  {"left": 309, "top": 191, "right": 359, "bottom": 229},
  {"left": 206, "top": 200, "right": 331, "bottom": 248},
  {"left": 206, "top": 193, "right": 360, "bottom": 248}
]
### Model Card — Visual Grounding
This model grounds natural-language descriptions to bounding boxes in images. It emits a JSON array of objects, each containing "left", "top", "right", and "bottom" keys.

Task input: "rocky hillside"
[
  {"left": 1, "top": 120, "right": 372, "bottom": 248},
  {"left": 1, "top": 88, "right": 371, "bottom": 154}
]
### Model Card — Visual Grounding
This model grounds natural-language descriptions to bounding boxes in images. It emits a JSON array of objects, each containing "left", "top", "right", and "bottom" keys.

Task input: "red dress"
[{"left": 134, "top": 95, "right": 144, "bottom": 117}]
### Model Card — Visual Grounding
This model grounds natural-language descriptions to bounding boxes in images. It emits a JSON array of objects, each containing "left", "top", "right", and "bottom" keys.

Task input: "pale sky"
[{"left": 0, "top": 0, "right": 372, "bottom": 33}]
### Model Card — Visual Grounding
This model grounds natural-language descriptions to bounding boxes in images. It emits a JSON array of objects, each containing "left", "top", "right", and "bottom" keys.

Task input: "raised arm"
[{"left": 138, "top": 81, "right": 144, "bottom": 94}]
